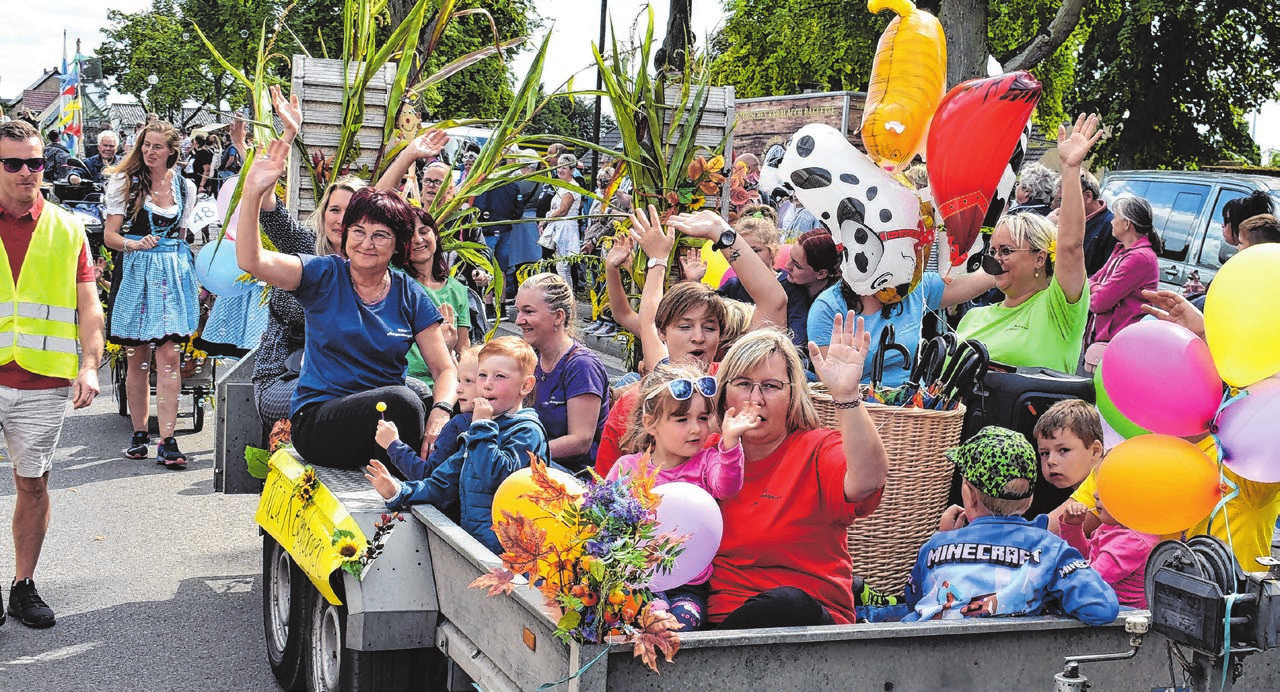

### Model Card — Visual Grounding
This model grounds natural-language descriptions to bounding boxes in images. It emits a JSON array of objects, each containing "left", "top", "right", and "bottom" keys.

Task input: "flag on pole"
[{"left": 58, "top": 52, "right": 83, "bottom": 151}]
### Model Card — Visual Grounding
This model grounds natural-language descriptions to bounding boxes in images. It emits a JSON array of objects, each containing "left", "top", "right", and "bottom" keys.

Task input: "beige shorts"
[{"left": 0, "top": 385, "right": 71, "bottom": 478}]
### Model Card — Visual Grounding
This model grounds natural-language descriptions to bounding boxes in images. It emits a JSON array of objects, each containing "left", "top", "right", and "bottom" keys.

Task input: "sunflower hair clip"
[{"left": 1046, "top": 239, "right": 1057, "bottom": 263}]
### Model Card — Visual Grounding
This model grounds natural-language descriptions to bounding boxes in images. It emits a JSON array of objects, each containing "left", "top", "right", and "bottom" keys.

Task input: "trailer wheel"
[
  {"left": 263, "top": 536, "right": 310, "bottom": 691},
  {"left": 306, "top": 580, "right": 445, "bottom": 692}
]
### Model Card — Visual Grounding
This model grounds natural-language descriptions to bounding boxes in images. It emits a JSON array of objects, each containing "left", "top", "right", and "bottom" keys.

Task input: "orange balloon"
[
  {"left": 1096, "top": 435, "right": 1221, "bottom": 536},
  {"left": 492, "top": 467, "right": 585, "bottom": 551},
  {"left": 860, "top": 0, "right": 947, "bottom": 172}
]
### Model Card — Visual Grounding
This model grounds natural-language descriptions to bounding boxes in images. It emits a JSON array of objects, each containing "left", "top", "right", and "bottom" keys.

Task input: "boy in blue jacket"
[
  {"left": 904, "top": 426, "right": 1119, "bottom": 625},
  {"left": 365, "top": 337, "right": 548, "bottom": 554}
]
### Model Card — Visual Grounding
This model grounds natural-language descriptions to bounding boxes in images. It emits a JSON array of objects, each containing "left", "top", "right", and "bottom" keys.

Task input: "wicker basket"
[{"left": 812, "top": 389, "right": 966, "bottom": 593}]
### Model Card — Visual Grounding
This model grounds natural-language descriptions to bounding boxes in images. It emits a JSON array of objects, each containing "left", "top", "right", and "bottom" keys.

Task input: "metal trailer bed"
[{"left": 217, "top": 351, "right": 1280, "bottom": 691}]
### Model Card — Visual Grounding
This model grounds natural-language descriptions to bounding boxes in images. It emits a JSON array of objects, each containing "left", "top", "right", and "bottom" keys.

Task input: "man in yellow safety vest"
[{"left": 0, "top": 120, "right": 103, "bottom": 629}]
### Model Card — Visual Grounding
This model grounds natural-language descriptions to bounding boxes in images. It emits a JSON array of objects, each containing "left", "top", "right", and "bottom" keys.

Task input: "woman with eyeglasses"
[
  {"left": 102, "top": 120, "right": 201, "bottom": 468},
  {"left": 235, "top": 133, "right": 457, "bottom": 471},
  {"left": 955, "top": 114, "right": 1104, "bottom": 374},
  {"left": 708, "top": 319, "right": 888, "bottom": 628}
]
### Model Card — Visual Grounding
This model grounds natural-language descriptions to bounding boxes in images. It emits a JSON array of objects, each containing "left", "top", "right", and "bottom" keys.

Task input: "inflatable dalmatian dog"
[{"left": 776, "top": 123, "right": 926, "bottom": 301}]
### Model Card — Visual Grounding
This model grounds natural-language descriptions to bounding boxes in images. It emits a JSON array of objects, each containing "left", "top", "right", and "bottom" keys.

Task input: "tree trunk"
[
  {"left": 939, "top": 0, "right": 989, "bottom": 87},
  {"left": 999, "top": 0, "right": 1089, "bottom": 72}
]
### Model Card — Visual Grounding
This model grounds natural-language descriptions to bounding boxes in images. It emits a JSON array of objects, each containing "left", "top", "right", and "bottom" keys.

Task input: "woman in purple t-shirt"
[{"left": 514, "top": 272, "right": 611, "bottom": 473}]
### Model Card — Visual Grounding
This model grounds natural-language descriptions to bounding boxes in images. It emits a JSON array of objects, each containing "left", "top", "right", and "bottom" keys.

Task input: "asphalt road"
[{"left": 0, "top": 361, "right": 278, "bottom": 692}]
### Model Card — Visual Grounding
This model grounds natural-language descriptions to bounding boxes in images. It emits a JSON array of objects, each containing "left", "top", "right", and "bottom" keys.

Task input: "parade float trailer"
[{"left": 213, "top": 354, "right": 1280, "bottom": 692}]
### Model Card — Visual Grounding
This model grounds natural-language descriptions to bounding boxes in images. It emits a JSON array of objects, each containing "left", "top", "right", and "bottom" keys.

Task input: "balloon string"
[
  {"left": 1221, "top": 593, "right": 1240, "bottom": 692},
  {"left": 534, "top": 645, "right": 612, "bottom": 691}
]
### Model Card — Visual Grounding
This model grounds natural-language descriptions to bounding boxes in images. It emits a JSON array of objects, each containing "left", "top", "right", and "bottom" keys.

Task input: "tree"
[
  {"left": 527, "top": 90, "right": 618, "bottom": 149},
  {"left": 1068, "top": 0, "right": 1280, "bottom": 169},
  {"left": 388, "top": 0, "right": 540, "bottom": 121}
]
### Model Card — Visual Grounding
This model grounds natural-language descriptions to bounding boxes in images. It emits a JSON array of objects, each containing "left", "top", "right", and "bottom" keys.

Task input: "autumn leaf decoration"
[{"left": 468, "top": 454, "right": 686, "bottom": 674}]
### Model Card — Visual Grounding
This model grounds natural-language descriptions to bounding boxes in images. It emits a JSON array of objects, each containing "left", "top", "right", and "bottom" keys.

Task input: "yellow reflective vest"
[{"left": 0, "top": 203, "right": 85, "bottom": 380}]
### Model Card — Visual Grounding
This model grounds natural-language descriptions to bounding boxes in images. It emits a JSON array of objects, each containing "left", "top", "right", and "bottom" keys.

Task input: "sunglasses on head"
[
  {"left": 645, "top": 376, "right": 718, "bottom": 402},
  {"left": 0, "top": 158, "right": 45, "bottom": 174}
]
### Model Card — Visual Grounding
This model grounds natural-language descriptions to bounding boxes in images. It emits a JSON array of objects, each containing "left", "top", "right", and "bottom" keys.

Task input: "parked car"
[{"left": 1099, "top": 169, "right": 1280, "bottom": 292}]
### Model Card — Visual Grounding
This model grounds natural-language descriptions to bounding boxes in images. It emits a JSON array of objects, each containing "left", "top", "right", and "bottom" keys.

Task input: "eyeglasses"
[
  {"left": 0, "top": 158, "right": 45, "bottom": 174},
  {"left": 349, "top": 228, "right": 396, "bottom": 247},
  {"left": 986, "top": 246, "right": 1041, "bottom": 260},
  {"left": 981, "top": 246, "right": 1042, "bottom": 277},
  {"left": 728, "top": 377, "right": 790, "bottom": 399},
  {"left": 645, "top": 376, "right": 718, "bottom": 403},
  {"left": 422, "top": 178, "right": 445, "bottom": 188}
]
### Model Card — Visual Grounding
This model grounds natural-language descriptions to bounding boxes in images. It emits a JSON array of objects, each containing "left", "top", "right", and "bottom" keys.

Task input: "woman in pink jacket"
[{"left": 1087, "top": 196, "right": 1160, "bottom": 348}]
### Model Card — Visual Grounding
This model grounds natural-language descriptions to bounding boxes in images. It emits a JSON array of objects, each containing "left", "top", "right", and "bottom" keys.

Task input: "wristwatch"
[
  {"left": 711, "top": 226, "right": 738, "bottom": 252},
  {"left": 647, "top": 256, "right": 668, "bottom": 270},
  {"left": 432, "top": 400, "right": 455, "bottom": 415}
]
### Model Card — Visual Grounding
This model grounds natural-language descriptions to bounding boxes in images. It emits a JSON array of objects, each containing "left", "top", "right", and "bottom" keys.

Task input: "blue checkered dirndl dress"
[{"left": 109, "top": 175, "right": 201, "bottom": 345}]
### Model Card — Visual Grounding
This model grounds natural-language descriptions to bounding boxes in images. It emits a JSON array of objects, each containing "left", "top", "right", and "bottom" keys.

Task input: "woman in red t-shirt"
[{"left": 709, "top": 318, "right": 888, "bottom": 628}]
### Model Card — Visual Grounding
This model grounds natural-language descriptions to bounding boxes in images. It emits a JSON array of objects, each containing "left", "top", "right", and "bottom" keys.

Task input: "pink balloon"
[
  {"left": 1219, "top": 377, "right": 1280, "bottom": 482},
  {"left": 216, "top": 176, "right": 241, "bottom": 241},
  {"left": 1101, "top": 321, "right": 1223, "bottom": 437},
  {"left": 648, "top": 483, "right": 722, "bottom": 593}
]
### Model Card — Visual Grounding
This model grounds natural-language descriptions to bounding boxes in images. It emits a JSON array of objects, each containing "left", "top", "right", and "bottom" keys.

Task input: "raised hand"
[
  {"left": 629, "top": 204, "right": 675, "bottom": 260},
  {"left": 604, "top": 231, "right": 635, "bottom": 269},
  {"left": 720, "top": 402, "right": 762, "bottom": 449},
  {"left": 1057, "top": 113, "right": 1103, "bottom": 169},
  {"left": 680, "top": 247, "right": 707, "bottom": 282},
  {"left": 244, "top": 138, "right": 290, "bottom": 194},
  {"left": 375, "top": 419, "right": 399, "bottom": 450},
  {"left": 1141, "top": 289, "right": 1206, "bottom": 339},
  {"left": 270, "top": 85, "right": 302, "bottom": 144},
  {"left": 409, "top": 129, "right": 449, "bottom": 160},
  {"left": 229, "top": 117, "right": 248, "bottom": 155},
  {"left": 808, "top": 311, "right": 870, "bottom": 400},
  {"left": 363, "top": 458, "right": 401, "bottom": 500},
  {"left": 437, "top": 303, "right": 458, "bottom": 351},
  {"left": 667, "top": 210, "right": 731, "bottom": 241}
]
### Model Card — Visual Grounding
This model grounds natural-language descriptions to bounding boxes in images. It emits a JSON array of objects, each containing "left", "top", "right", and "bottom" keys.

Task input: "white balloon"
[
  {"left": 648, "top": 483, "right": 723, "bottom": 593},
  {"left": 776, "top": 124, "right": 924, "bottom": 295}
]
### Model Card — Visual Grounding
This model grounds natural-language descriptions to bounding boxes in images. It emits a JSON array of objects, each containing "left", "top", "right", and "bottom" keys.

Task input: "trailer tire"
[
  {"left": 306, "top": 580, "right": 444, "bottom": 692},
  {"left": 263, "top": 536, "right": 310, "bottom": 692}
]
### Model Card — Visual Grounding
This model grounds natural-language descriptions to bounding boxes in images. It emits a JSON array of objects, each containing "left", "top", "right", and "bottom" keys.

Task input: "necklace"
[
  {"left": 537, "top": 340, "right": 574, "bottom": 381},
  {"left": 355, "top": 272, "right": 391, "bottom": 305},
  {"left": 144, "top": 173, "right": 181, "bottom": 236}
]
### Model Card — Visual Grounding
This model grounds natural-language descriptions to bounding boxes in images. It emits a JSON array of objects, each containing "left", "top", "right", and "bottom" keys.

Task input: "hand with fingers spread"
[
  {"left": 680, "top": 246, "right": 707, "bottom": 282},
  {"left": 270, "top": 85, "right": 302, "bottom": 144},
  {"left": 437, "top": 303, "right": 459, "bottom": 351},
  {"left": 720, "top": 402, "right": 763, "bottom": 450},
  {"left": 364, "top": 458, "right": 402, "bottom": 501},
  {"left": 605, "top": 231, "right": 635, "bottom": 270},
  {"left": 808, "top": 311, "right": 870, "bottom": 400},
  {"left": 229, "top": 117, "right": 248, "bottom": 156},
  {"left": 409, "top": 129, "right": 449, "bottom": 160},
  {"left": 629, "top": 204, "right": 675, "bottom": 260},
  {"left": 243, "top": 138, "right": 291, "bottom": 196},
  {"left": 668, "top": 210, "right": 732, "bottom": 241},
  {"left": 1057, "top": 113, "right": 1103, "bottom": 169},
  {"left": 1141, "top": 289, "right": 1206, "bottom": 339}
]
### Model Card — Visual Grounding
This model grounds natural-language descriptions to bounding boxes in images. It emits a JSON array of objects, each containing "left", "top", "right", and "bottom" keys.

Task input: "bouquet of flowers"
[{"left": 470, "top": 457, "right": 685, "bottom": 673}]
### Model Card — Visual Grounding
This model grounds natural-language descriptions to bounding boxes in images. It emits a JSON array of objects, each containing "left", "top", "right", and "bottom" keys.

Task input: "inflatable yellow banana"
[{"left": 860, "top": 0, "right": 947, "bottom": 173}]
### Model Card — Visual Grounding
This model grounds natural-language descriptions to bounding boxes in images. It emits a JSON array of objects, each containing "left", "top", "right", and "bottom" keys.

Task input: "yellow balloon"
[
  {"left": 1205, "top": 244, "right": 1280, "bottom": 387},
  {"left": 491, "top": 467, "right": 585, "bottom": 550},
  {"left": 701, "top": 243, "right": 730, "bottom": 289},
  {"left": 861, "top": 0, "right": 947, "bottom": 172},
  {"left": 1096, "top": 435, "right": 1221, "bottom": 536}
]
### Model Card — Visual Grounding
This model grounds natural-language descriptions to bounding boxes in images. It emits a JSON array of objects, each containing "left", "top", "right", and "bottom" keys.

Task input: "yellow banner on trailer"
[{"left": 256, "top": 449, "right": 367, "bottom": 605}]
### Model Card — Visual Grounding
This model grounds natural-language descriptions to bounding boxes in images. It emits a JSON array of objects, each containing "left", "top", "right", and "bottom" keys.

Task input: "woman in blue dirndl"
[{"left": 103, "top": 121, "right": 201, "bottom": 468}]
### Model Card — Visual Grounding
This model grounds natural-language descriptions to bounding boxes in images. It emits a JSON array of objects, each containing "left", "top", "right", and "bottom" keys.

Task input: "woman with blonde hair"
[
  {"left": 539, "top": 154, "right": 584, "bottom": 288},
  {"left": 103, "top": 119, "right": 200, "bottom": 467},
  {"left": 956, "top": 114, "right": 1103, "bottom": 373}
]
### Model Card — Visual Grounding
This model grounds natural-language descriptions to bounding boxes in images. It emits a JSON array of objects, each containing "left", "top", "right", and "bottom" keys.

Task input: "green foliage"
[
  {"left": 709, "top": 0, "right": 886, "bottom": 98},
  {"left": 527, "top": 91, "right": 619, "bottom": 149},
  {"left": 1068, "top": 0, "right": 1280, "bottom": 169}
]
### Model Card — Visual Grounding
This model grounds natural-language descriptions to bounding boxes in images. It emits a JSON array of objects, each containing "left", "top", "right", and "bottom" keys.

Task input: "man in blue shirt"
[{"left": 83, "top": 131, "right": 121, "bottom": 183}]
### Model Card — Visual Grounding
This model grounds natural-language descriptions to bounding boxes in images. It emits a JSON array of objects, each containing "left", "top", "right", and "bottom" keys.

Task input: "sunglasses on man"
[{"left": 0, "top": 158, "right": 45, "bottom": 174}]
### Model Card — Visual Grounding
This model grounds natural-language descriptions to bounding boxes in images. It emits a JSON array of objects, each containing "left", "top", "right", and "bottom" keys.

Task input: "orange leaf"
[
  {"left": 268, "top": 419, "right": 292, "bottom": 451},
  {"left": 631, "top": 605, "right": 682, "bottom": 673},
  {"left": 630, "top": 455, "right": 661, "bottom": 509},
  {"left": 521, "top": 454, "right": 581, "bottom": 509},
  {"left": 686, "top": 157, "right": 706, "bottom": 181},
  {"left": 469, "top": 568, "right": 518, "bottom": 596},
  {"left": 496, "top": 511, "right": 552, "bottom": 575},
  {"left": 664, "top": 191, "right": 680, "bottom": 206},
  {"left": 698, "top": 181, "right": 721, "bottom": 196}
]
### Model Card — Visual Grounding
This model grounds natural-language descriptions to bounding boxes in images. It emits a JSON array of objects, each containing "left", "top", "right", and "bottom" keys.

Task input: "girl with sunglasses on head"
[
  {"left": 955, "top": 114, "right": 1104, "bottom": 375},
  {"left": 607, "top": 362, "right": 760, "bottom": 631}
]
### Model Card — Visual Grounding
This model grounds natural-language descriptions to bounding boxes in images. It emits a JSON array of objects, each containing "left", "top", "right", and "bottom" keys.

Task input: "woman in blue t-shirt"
[
  {"left": 235, "top": 136, "right": 457, "bottom": 469},
  {"left": 514, "top": 272, "right": 611, "bottom": 474}
]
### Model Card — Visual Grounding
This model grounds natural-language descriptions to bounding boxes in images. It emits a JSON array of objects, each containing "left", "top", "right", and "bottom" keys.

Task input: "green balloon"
[{"left": 1095, "top": 359, "right": 1150, "bottom": 439}]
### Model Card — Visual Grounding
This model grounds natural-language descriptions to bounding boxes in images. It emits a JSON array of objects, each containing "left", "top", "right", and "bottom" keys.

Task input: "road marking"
[
  {"left": 205, "top": 577, "right": 255, "bottom": 594},
  {"left": 2, "top": 642, "right": 102, "bottom": 667}
]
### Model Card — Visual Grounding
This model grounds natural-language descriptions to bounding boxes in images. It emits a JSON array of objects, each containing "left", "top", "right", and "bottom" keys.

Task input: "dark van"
[{"left": 1099, "top": 169, "right": 1280, "bottom": 292}]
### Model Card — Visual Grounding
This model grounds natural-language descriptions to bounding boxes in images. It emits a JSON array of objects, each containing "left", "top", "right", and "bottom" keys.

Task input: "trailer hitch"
[{"left": 1053, "top": 613, "right": 1151, "bottom": 691}]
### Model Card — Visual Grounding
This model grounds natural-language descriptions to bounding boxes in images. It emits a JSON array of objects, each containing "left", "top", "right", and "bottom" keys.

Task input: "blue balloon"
[{"left": 195, "top": 240, "right": 252, "bottom": 296}]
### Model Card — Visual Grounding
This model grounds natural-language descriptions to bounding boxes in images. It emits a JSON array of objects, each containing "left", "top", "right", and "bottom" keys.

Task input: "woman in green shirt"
[
  {"left": 956, "top": 114, "right": 1103, "bottom": 374},
  {"left": 405, "top": 207, "right": 471, "bottom": 381}
]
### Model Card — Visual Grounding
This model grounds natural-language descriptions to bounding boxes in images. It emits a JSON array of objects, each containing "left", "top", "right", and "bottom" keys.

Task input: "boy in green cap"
[{"left": 903, "top": 426, "right": 1119, "bottom": 625}]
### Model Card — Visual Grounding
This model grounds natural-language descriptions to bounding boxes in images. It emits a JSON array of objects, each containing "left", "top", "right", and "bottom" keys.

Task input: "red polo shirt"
[{"left": 0, "top": 195, "right": 95, "bottom": 389}]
